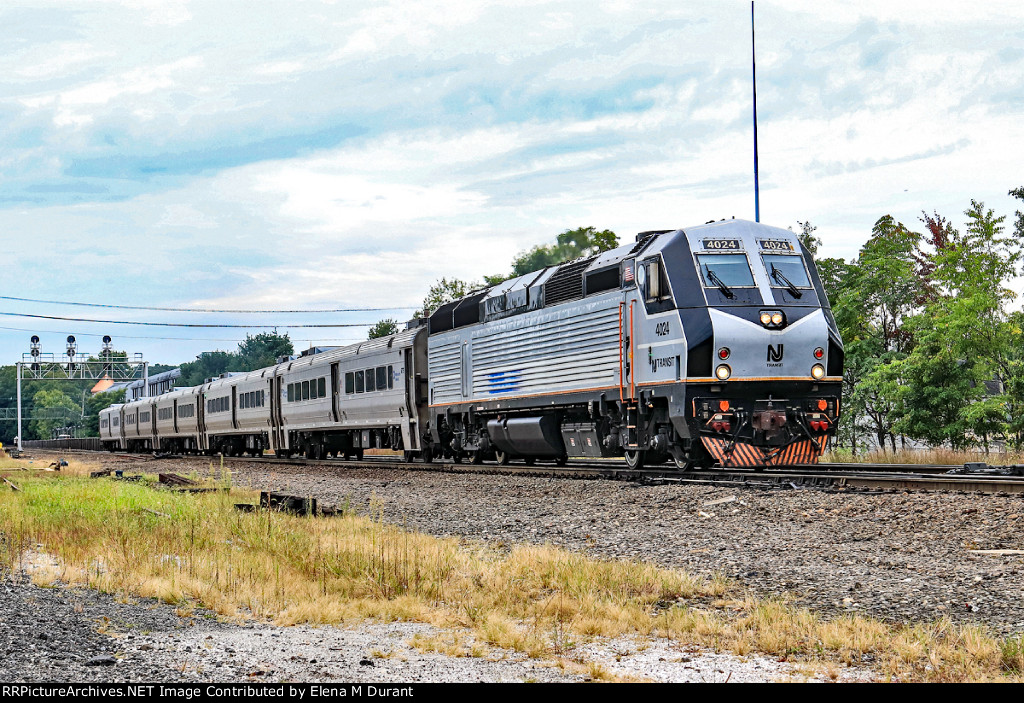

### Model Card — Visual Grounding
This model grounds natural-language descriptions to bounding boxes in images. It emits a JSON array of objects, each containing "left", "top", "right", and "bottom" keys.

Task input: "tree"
[
  {"left": 794, "top": 220, "right": 821, "bottom": 258},
  {"left": 509, "top": 227, "right": 618, "bottom": 277},
  {"left": 838, "top": 216, "right": 922, "bottom": 451},
  {"left": 236, "top": 332, "right": 293, "bottom": 370},
  {"left": 368, "top": 318, "right": 400, "bottom": 339},
  {"left": 29, "top": 388, "right": 80, "bottom": 440},
  {"left": 1010, "top": 186, "right": 1024, "bottom": 245},
  {"left": 421, "top": 277, "right": 475, "bottom": 316},
  {"left": 177, "top": 333, "right": 294, "bottom": 387}
]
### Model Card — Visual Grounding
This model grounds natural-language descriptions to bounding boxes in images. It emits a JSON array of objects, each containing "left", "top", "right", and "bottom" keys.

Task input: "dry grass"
[
  {"left": 821, "top": 447, "right": 1024, "bottom": 466},
  {"left": 0, "top": 469, "right": 1022, "bottom": 682}
]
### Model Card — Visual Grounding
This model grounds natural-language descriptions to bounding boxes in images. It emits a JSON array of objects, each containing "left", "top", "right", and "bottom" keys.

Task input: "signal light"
[
  {"left": 814, "top": 347, "right": 824, "bottom": 359},
  {"left": 66, "top": 335, "right": 76, "bottom": 345},
  {"left": 718, "top": 347, "right": 730, "bottom": 360},
  {"left": 31, "top": 335, "right": 40, "bottom": 344}
]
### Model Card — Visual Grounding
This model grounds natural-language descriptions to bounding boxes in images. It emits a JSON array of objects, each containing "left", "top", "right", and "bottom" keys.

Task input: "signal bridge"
[{"left": 14, "top": 335, "right": 147, "bottom": 451}]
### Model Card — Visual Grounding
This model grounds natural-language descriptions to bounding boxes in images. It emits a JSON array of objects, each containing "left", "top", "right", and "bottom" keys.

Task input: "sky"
[{"left": 2, "top": 0, "right": 1023, "bottom": 368}]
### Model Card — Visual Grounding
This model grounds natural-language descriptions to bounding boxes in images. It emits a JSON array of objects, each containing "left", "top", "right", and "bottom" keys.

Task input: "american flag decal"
[{"left": 623, "top": 264, "right": 634, "bottom": 282}]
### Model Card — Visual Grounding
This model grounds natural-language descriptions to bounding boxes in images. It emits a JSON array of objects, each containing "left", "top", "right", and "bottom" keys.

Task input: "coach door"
[
  {"left": 269, "top": 376, "right": 284, "bottom": 452},
  {"left": 330, "top": 363, "right": 341, "bottom": 423},
  {"left": 231, "top": 386, "right": 238, "bottom": 430},
  {"left": 197, "top": 390, "right": 207, "bottom": 451}
]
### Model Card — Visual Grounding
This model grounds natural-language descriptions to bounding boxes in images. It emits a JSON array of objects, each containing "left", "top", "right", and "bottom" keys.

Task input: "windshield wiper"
[
  {"left": 770, "top": 264, "right": 803, "bottom": 298},
  {"left": 705, "top": 268, "right": 735, "bottom": 299}
]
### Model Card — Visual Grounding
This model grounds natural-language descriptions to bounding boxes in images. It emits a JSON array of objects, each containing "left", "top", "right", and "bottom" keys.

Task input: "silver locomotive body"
[{"left": 427, "top": 219, "right": 842, "bottom": 468}]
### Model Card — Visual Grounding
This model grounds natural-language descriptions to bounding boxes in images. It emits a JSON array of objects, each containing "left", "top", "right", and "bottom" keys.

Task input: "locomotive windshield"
[
  {"left": 695, "top": 254, "right": 755, "bottom": 288},
  {"left": 762, "top": 254, "right": 811, "bottom": 288}
]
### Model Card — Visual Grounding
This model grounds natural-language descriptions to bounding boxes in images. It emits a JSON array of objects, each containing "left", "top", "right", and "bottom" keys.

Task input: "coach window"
[
  {"left": 302, "top": 380, "right": 310, "bottom": 400},
  {"left": 376, "top": 367, "right": 387, "bottom": 391},
  {"left": 318, "top": 378, "right": 326, "bottom": 398},
  {"left": 355, "top": 370, "right": 364, "bottom": 393},
  {"left": 365, "top": 368, "right": 376, "bottom": 392},
  {"left": 345, "top": 372, "right": 354, "bottom": 394},
  {"left": 388, "top": 365, "right": 394, "bottom": 389},
  {"left": 310, "top": 380, "right": 318, "bottom": 400}
]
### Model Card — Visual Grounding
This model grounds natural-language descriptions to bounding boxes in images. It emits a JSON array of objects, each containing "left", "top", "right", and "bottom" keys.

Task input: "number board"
[
  {"left": 758, "top": 239, "right": 795, "bottom": 252},
  {"left": 702, "top": 239, "right": 740, "bottom": 250}
]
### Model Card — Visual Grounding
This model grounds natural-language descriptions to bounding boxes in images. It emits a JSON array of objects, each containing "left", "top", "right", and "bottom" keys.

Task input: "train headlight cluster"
[
  {"left": 759, "top": 310, "right": 785, "bottom": 328},
  {"left": 811, "top": 364, "right": 825, "bottom": 380},
  {"left": 715, "top": 364, "right": 732, "bottom": 380}
]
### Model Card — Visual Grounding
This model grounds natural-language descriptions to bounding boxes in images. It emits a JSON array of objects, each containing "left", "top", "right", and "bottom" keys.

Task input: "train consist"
[{"left": 100, "top": 219, "right": 843, "bottom": 469}]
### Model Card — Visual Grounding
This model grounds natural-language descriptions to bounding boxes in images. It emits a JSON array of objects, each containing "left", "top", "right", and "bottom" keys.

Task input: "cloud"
[{"left": 3, "top": 1, "right": 1024, "bottom": 364}]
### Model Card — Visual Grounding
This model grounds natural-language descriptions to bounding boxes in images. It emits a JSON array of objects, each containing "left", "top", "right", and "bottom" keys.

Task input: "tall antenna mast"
[{"left": 752, "top": 1, "right": 760, "bottom": 222}]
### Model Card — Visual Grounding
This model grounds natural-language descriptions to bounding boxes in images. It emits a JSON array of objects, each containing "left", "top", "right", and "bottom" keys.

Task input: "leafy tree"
[
  {"left": 177, "top": 351, "right": 234, "bottom": 387},
  {"left": 1010, "top": 186, "right": 1024, "bottom": 245},
  {"left": 793, "top": 220, "right": 821, "bottom": 258},
  {"left": 835, "top": 216, "right": 922, "bottom": 451},
  {"left": 28, "top": 388, "right": 80, "bottom": 440},
  {"left": 421, "top": 277, "right": 475, "bottom": 316},
  {"left": 368, "top": 318, "right": 400, "bottom": 339},
  {"left": 177, "top": 333, "right": 294, "bottom": 387},
  {"left": 236, "top": 332, "right": 293, "bottom": 370},
  {"left": 510, "top": 227, "right": 618, "bottom": 277}
]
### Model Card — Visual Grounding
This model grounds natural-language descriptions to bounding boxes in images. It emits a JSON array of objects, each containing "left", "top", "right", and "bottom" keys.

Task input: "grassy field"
[
  {"left": 821, "top": 447, "right": 1024, "bottom": 466},
  {"left": 1, "top": 455, "right": 1022, "bottom": 682}
]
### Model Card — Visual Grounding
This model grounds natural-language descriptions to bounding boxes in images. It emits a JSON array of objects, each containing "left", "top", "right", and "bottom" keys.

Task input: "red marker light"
[{"left": 814, "top": 347, "right": 824, "bottom": 359}]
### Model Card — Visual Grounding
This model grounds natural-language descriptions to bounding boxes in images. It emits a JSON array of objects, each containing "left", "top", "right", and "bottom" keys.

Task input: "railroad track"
[{"left": 23, "top": 448, "right": 1024, "bottom": 494}]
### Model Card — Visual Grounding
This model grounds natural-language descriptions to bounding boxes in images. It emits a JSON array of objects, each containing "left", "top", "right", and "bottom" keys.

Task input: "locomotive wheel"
[
  {"left": 624, "top": 450, "right": 645, "bottom": 470},
  {"left": 495, "top": 449, "right": 510, "bottom": 465}
]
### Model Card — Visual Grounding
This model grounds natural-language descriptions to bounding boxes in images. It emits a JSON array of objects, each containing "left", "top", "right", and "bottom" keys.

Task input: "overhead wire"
[
  {"left": 0, "top": 311, "right": 372, "bottom": 328},
  {"left": 0, "top": 295, "right": 416, "bottom": 313}
]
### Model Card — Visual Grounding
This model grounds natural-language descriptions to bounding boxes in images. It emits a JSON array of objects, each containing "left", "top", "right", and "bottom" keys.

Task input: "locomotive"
[{"left": 100, "top": 219, "right": 842, "bottom": 469}]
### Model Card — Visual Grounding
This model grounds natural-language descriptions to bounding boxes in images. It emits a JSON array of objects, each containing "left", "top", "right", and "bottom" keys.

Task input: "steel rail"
[{"left": 30, "top": 447, "right": 1024, "bottom": 494}]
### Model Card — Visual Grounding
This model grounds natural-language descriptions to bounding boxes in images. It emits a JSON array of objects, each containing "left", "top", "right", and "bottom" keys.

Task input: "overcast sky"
[{"left": 2, "top": 0, "right": 1023, "bottom": 367}]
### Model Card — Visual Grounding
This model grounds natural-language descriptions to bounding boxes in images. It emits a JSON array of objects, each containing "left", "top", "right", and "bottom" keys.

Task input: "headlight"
[
  {"left": 760, "top": 312, "right": 772, "bottom": 325},
  {"left": 716, "top": 364, "right": 732, "bottom": 380},
  {"left": 771, "top": 312, "right": 784, "bottom": 325},
  {"left": 811, "top": 364, "right": 825, "bottom": 380}
]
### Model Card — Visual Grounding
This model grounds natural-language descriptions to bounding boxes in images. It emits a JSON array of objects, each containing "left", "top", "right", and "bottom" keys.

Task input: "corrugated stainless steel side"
[
  {"left": 470, "top": 299, "right": 621, "bottom": 399},
  {"left": 428, "top": 340, "right": 463, "bottom": 405}
]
